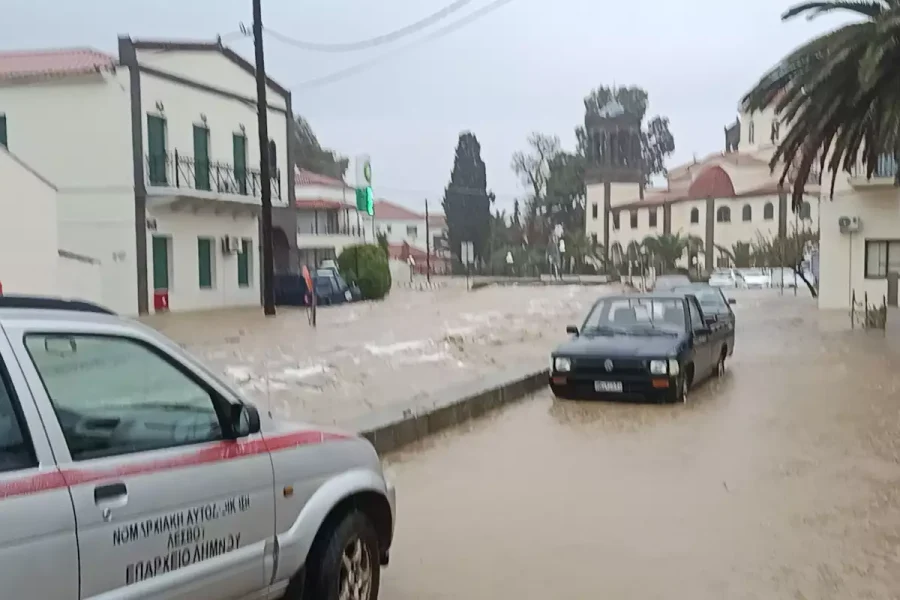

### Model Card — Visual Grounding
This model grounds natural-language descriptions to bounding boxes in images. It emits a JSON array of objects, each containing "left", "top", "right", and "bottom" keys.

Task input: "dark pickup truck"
[{"left": 549, "top": 291, "right": 734, "bottom": 403}]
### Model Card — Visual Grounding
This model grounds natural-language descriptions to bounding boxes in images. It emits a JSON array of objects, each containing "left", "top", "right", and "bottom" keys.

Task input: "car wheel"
[
  {"left": 677, "top": 373, "right": 689, "bottom": 403},
  {"left": 715, "top": 350, "right": 726, "bottom": 377},
  {"left": 298, "top": 511, "right": 381, "bottom": 600}
]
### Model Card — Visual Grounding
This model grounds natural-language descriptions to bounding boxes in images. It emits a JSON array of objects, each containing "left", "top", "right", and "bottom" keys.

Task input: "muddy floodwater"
[{"left": 380, "top": 291, "right": 900, "bottom": 599}]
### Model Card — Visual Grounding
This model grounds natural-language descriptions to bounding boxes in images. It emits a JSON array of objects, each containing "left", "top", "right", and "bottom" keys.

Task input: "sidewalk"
[{"left": 140, "top": 284, "right": 616, "bottom": 426}]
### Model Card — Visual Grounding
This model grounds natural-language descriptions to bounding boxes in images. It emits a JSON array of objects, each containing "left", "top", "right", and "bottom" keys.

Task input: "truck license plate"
[{"left": 595, "top": 381, "right": 623, "bottom": 393}]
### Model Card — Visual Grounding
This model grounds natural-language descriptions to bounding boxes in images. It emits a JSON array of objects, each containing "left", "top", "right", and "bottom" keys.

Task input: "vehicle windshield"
[
  {"left": 673, "top": 286, "right": 728, "bottom": 313},
  {"left": 581, "top": 298, "right": 682, "bottom": 336}
]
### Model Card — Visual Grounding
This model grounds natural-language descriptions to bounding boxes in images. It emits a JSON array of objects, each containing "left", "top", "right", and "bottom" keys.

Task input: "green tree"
[
  {"left": 443, "top": 132, "right": 492, "bottom": 266},
  {"left": 511, "top": 132, "right": 561, "bottom": 245},
  {"left": 337, "top": 244, "right": 392, "bottom": 300},
  {"left": 742, "top": 0, "right": 900, "bottom": 211},
  {"left": 574, "top": 85, "right": 676, "bottom": 183},
  {"left": 563, "top": 230, "right": 603, "bottom": 274},
  {"left": 642, "top": 233, "right": 688, "bottom": 271},
  {"left": 290, "top": 116, "right": 348, "bottom": 179},
  {"left": 751, "top": 229, "right": 819, "bottom": 296},
  {"left": 545, "top": 151, "right": 587, "bottom": 235},
  {"left": 375, "top": 231, "right": 389, "bottom": 257}
]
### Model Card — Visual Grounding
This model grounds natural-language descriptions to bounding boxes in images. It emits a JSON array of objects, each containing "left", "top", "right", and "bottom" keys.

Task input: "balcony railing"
[
  {"left": 851, "top": 153, "right": 898, "bottom": 181},
  {"left": 301, "top": 223, "right": 366, "bottom": 237},
  {"left": 146, "top": 151, "right": 282, "bottom": 201}
]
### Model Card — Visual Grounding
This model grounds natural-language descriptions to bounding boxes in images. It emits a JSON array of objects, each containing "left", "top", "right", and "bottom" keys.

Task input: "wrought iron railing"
[
  {"left": 302, "top": 223, "right": 366, "bottom": 237},
  {"left": 145, "top": 151, "right": 282, "bottom": 200},
  {"left": 851, "top": 153, "right": 898, "bottom": 180}
]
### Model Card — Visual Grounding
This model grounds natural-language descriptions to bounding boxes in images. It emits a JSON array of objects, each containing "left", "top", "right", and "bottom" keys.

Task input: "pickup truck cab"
[{"left": 0, "top": 296, "right": 395, "bottom": 600}]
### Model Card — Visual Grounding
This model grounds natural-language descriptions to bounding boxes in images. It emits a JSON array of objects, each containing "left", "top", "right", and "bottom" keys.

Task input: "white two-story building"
[
  {"left": 372, "top": 199, "right": 449, "bottom": 273},
  {"left": 0, "top": 38, "right": 297, "bottom": 315}
]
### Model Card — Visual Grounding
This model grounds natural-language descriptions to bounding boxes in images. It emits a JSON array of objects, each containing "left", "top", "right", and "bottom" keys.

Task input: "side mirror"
[
  {"left": 566, "top": 325, "right": 579, "bottom": 336},
  {"left": 694, "top": 327, "right": 711, "bottom": 336},
  {"left": 704, "top": 315, "right": 718, "bottom": 325},
  {"left": 728, "top": 298, "right": 736, "bottom": 305},
  {"left": 230, "top": 403, "right": 261, "bottom": 438}
]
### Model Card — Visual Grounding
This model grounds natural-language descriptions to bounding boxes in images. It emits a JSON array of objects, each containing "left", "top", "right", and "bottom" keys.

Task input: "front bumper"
[{"left": 549, "top": 373, "right": 678, "bottom": 402}]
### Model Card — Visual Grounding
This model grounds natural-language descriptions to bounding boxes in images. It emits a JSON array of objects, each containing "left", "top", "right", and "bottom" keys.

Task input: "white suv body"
[{"left": 0, "top": 297, "right": 395, "bottom": 600}]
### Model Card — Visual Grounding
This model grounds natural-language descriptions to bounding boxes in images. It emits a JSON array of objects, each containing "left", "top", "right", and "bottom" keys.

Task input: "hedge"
[{"left": 337, "top": 244, "right": 392, "bottom": 301}]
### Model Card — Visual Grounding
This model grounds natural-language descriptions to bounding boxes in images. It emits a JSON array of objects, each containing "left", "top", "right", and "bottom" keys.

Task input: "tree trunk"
[{"left": 793, "top": 266, "right": 817, "bottom": 298}]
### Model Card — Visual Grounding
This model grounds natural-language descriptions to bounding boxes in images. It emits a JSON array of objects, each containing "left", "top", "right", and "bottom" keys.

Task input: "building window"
[
  {"left": 0, "top": 114, "right": 7, "bottom": 148},
  {"left": 386, "top": 225, "right": 392, "bottom": 234},
  {"left": 147, "top": 114, "right": 168, "bottom": 186},
  {"left": 748, "top": 120, "right": 755, "bottom": 144},
  {"left": 193, "top": 125, "right": 211, "bottom": 191},
  {"left": 630, "top": 210, "right": 638, "bottom": 228},
  {"left": 406, "top": 225, "right": 418, "bottom": 238},
  {"left": 763, "top": 202, "right": 774, "bottom": 220},
  {"left": 591, "top": 203, "right": 598, "bottom": 219},
  {"left": 151, "top": 235, "right": 171, "bottom": 291},
  {"left": 591, "top": 233, "right": 598, "bottom": 246},
  {"left": 612, "top": 211, "right": 620, "bottom": 230},
  {"left": 865, "top": 240, "right": 900, "bottom": 278},
  {"left": 648, "top": 208, "right": 658, "bottom": 228},
  {"left": 771, "top": 121, "right": 780, "bottom": 143},
  {"left": 799, "top": 201, "right": 811, "bottom": 220},
  {"left": 742, "top": 204, "right": 752, "bottom": 222},
  {"left": 197, "top": 237, "right": 214, "bottom": 289},
  {"left": 233, "top": 133, "right": 248, "bottom": 194},
  {"left": 238, "top": 239, "right": 252, "bottom": 287},
  {"left": 716, "top": 206, "right": 731, "bottom": 223},
  {"left": 690, "top": 207, "right": 699, "bottom": 224},
  {"left": 268, "top": 140, "right": 277, "bottom": 172}
]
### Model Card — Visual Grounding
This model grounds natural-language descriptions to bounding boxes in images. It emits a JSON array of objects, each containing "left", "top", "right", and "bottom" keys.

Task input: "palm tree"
[
  {"left": 562, "top": 231, "right": 603, "bottom": 273},
  {"left": 642, "top": 233, "right": 689, "bottom": 272},
  {"left": 715, "top": 241, "right": 753, "bottom": 268},
  {"left": 742, "top": 0, "right": 900, "bottom": 210}
]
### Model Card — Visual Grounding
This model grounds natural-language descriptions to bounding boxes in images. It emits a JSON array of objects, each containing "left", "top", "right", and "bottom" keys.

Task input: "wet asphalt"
[{"left": 379, "top": 290, "right": 900, "bottom": 599}]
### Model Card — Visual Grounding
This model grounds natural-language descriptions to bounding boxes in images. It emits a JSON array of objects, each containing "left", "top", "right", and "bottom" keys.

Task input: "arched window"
[
  {"left": 799, "top": 201, "right": 811, "bottom": 220},
  {"left": 748, "top": 121, "right": 755, "bottom": 144},
  {"left": 716, "top": 206, "right": 731, "bottom": 223},
  {"left": 690, "top": 207, "right": 699, "bottom": 224},
  {"left": 742, "top": 204, "right": 752, "bottom": 222},
  {"left": 763, "top": 202, "right": 774, "bottom": 220},
  {"left": 268, "top": 139, "right": 277, "bottom": 172}
]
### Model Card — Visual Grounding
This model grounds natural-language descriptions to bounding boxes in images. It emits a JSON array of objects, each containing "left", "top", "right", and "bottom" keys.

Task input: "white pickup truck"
[{"left": 0, "top": 296, "right": 395, "bottom": 600}]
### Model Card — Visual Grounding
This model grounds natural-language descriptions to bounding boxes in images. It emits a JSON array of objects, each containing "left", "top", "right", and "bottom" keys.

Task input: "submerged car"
[
  {"left": 737, "top": 268, "right": 769, "bottom": 289},
  {"left": 549, "top": 292, "right": 731, "bottom": 403},
  {"left": 650, "top": 274, "right": 692, "bottom": 292},
  {"left": 708, "top": 269, "right": 744, "bottom": 288}
]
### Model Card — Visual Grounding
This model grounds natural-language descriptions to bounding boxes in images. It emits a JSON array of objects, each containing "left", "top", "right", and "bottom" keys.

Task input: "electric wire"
[
  {"left": 263, "top": 0, "right": 475, "bottom": 52},
  {"left": 292, "top": 0, "right": 518, "bottom": 90}
]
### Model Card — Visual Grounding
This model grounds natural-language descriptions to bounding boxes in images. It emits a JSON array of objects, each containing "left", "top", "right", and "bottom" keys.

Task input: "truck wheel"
[{"left": 303, "top": 511, "right": 381, "bottom": 600}]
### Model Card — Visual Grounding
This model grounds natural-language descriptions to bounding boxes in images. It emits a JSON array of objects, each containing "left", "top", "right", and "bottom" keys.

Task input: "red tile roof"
[
  {"left": 374, "top": 200, "right": 425, "bottom": 221},
  {"left": 387, "top": 242, "right": 449, "bottom": 263},
  {"left": 294, "top": 167, "right": 351, "bottom": 189},
  {"left": 0, "top": 48, "right": 115, "bottom": 81},
  {"left": 687, "top": 165, "right": 736, "bottom": 199}
]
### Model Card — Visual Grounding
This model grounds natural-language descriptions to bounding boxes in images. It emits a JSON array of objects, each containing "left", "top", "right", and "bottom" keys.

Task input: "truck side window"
[
  {"left": 0, "top": 358, "right": 37, "bottom": 473},
  {"left": 24, "top": 334, "right": 223, "bottom": 462}
]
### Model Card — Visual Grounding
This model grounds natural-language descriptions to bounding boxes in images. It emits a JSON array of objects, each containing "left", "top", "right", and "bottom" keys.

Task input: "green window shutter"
[
  {"left": 147, "top": 115, "right": 168, "bottom": 185},
  {"left": 151, "top": 236, "right": 169, "bottom": 290},
  {"left": 237, "top": 239, "right": 251, "bottom": 287},
  {"left": 0, "top": 115, "right": 7, "bottom": 148},
  {"left": 193, "top": 125, "right": 210, "bottom": 191},
  {"left": 233, "top": 134, "right": 247, "bottom": 195},
  {"left": 198, "top": 238, "right": 213, "bottom": 288}
]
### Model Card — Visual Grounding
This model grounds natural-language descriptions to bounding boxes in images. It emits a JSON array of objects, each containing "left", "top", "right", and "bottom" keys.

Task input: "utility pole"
[
  {"left": 425, "top": 199, "right": 431, "bottom": 283},
  {"left": 253, "top": 0, "right": 276, "bottom": 316}
]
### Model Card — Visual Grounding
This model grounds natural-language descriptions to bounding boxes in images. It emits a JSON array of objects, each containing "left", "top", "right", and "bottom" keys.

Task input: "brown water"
[{"left": 380, "top": 291, "right": 900, "bottom": 599}]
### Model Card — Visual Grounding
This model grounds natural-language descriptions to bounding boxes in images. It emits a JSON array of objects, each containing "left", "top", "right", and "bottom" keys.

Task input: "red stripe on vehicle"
[{"left": 0, "top": 429, "right": 352, "bottom": 501}]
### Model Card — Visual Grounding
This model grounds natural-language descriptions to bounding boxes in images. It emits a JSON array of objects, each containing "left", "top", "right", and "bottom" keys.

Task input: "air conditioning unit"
[
  {"left": 838, "top": 216, "right": 862, "bottom": 234},
  {"left": 232, "top": 237, "right": 244, "bottom": 254},
  {"left": 221, "top": 236, "right": 241, "bottom": 254}
]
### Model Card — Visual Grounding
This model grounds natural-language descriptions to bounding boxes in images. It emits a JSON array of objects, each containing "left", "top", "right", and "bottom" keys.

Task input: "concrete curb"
[{"left": 343, "top": 364, "right": 549, "bottom": 454}]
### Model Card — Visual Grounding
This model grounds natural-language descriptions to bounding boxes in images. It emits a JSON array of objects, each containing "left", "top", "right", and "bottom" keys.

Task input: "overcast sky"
[{"left": 9, "top": 0, "right": 847, "bottom": 213}]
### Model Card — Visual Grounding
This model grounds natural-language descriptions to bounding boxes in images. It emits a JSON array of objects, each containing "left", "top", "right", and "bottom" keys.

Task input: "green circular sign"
[{"left": 363, "top": 161, "right": 372, "bottom": 184}]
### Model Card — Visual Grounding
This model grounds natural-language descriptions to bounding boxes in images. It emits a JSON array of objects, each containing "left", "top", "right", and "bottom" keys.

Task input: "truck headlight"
[
  {"left": 649, "top": 359, "right": 667, "bottom": 375},
  {"left": 554, "top": 357, "right": 572, "bottom": 372},
  {"left": 668, "top": 359, "right": 680, "bottom": 376}
]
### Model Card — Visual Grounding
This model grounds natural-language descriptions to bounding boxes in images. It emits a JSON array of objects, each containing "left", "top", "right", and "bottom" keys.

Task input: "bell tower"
[{"left": 583, "top": 100, "right": 644, "bottom": 265}]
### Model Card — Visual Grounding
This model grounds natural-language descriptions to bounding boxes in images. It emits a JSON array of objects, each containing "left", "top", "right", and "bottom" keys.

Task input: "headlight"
[
  {"left": 649, "top": 359, "right": 667, "bottom": 375},
  {"left": 668, "top": 358, "right": 680, "bottom": 376},
  {"left": 553, "top": 357, "right": 572, "bottom": 372}
]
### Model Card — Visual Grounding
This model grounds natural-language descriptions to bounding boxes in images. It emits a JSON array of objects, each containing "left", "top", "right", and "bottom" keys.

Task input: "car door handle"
[{"left": 94, "top": 482, "right": 127, "bottom": 504}]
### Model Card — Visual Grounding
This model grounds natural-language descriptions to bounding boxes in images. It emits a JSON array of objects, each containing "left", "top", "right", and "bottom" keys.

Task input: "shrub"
[{"left": 337, "top": 244, "right": 392, "bottom": 300}]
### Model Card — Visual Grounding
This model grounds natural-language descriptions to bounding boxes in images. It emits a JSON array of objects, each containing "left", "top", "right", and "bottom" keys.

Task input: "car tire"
[
  {"left": 715, "top": 350, "right": 727, "bottom": 377},
  {"left": 295, "top": 510, "right": 381, "bottom": 600},
  {"left": 674, "top": 373, "right": 689, "bottom": 404}
]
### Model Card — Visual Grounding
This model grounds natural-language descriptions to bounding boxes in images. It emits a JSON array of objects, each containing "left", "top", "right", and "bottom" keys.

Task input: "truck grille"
[{"left": 572, "top": 357, "right": 647, "bottom": 377}]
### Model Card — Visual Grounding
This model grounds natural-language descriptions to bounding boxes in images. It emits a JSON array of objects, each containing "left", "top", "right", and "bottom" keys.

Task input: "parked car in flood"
[
  {"left": 708, "top": 269, "right": 745, "bottom": 288},
  {"left": 737, "top": 268, "right": 769, "bottom": 289}
]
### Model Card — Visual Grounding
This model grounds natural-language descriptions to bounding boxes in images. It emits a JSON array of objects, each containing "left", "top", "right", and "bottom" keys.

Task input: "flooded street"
[{"left": 381, "top": 290, "right": 900, "bottom": 599}]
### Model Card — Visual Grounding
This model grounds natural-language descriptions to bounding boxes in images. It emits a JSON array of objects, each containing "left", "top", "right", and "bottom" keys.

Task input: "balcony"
[
  {"left": 849, "top": 153, "right": 898, "bottom": 188},
  {"left": 145, "top": 151, "right": 283, "bottom": 207}
]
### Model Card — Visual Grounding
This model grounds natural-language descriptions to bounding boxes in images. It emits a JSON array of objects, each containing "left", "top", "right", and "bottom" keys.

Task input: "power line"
[
  {"left": 294, "top": 0, "right": 518, "bottom": 90},
  {"left": 264, "top": 0, "right": 475, "bottom": 52}
]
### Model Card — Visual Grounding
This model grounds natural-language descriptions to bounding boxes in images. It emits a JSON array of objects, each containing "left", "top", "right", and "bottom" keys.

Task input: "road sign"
[
  {"left": 461, "top": 241, "right": 474, "bottom": 265},
  {"left": 355, "top": 187, "right": 373, "bottom": 215},
  {"left": 354, "top": 155, "right": 373, "bottom": 216}
]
